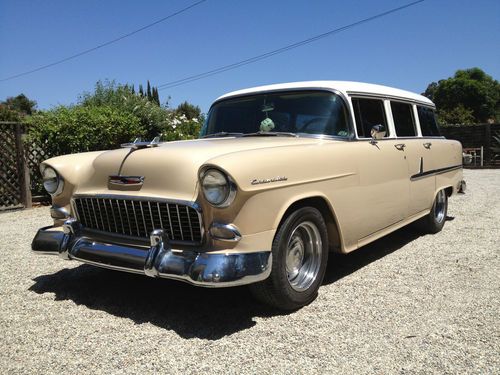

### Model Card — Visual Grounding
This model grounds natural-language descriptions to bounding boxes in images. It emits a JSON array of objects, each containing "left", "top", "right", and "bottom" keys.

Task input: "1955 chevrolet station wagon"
[{"left": 32, "top": 81, "right": 466, "bottom": 310}]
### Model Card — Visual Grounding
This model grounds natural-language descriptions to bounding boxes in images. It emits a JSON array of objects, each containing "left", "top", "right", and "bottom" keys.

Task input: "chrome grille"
[{"left": 73, "top": 196, "right": 203, "bottom": 244}]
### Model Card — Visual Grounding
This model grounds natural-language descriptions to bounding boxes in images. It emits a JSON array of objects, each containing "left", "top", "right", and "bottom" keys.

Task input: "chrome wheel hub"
[
  {"left": 285, "top": 221, "right": 322, "bottom": 291},
  {"left": 434, "top": 190, "right": 446, "bottom": 224}
]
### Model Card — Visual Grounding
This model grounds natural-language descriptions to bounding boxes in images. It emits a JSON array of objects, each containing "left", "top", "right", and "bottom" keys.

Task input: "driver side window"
[{"left": 352, "top": 98, "right": 388, "bottom": 138}]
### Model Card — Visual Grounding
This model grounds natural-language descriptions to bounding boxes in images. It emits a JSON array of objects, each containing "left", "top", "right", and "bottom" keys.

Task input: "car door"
[
  {"left": 351, "top": 97, "right": 409, "bottom": 240},
  {"left": 390, "top": 101, "right": 435, "bottom": 216}
]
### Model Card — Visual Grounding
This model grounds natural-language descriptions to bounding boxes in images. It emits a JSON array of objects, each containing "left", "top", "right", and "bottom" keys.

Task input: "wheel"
[
  {"left": 418, "top": 189, "right": 448, "bottom": 234},
  {"left": 249, "top": 207, "right": 329, "bottom": 310}
]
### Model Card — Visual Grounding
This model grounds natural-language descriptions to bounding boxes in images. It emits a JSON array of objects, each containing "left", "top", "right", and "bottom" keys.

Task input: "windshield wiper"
[
  {"left": 242, "top": 131, "right": 298, "bottom": 138},
  {"left": 202, "top": 132, "right": 244, "bottom": 138}
]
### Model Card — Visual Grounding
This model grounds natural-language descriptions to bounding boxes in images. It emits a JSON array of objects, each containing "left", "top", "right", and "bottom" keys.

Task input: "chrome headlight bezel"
[
  {"left": 41, "top": 165, "right": 64, "bottom": 196},
  {"left": 199, "top": 167, "right": 237, "bottom": 208}
]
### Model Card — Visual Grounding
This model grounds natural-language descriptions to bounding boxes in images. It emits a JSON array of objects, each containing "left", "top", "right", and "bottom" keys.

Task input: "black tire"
[
  {"left": 418, "top": 189, "right": 448, "bottom": 234},
  {"left": 249, "top": 207, "right": 329, "bottom": 311}
]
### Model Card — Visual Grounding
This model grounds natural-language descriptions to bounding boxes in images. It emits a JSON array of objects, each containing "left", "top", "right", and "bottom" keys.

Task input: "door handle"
[
  {"left": 423, "top": 142, "right": 432, "bottom": 149},
  {"left": 394, "top": 143, "right": 406, "bottom": 151}
]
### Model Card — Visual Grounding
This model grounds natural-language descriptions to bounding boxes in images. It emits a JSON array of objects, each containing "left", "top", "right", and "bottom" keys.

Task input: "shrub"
[{"left": 26, "top": 105, "right": 145, "bottom": 156}]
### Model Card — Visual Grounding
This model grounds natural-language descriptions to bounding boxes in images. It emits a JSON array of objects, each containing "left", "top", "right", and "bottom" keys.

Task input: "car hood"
[{"left": 69, "top": 136, "right": 323, "bottom": 201}]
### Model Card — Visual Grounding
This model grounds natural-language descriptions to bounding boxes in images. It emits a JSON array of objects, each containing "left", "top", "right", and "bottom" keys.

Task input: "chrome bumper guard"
[{"left": 31, "top": 219, "right": 272, "bottom": 287}]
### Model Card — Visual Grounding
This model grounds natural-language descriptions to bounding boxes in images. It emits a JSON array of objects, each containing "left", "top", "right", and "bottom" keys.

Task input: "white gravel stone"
[{"left": 0, "top": 169, "right": 498, "bottom": 374}]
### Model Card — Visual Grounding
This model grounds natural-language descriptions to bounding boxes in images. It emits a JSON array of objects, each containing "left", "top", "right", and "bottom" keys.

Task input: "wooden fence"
[
  {"left": 0, "top": 122, "right": 53, "bottom": 211},
  {"left": 440, "top": 123, "right": 500, "bottom": 165},
  {"left": 0, "top": 122, "right": 31, "bottom": 210}
]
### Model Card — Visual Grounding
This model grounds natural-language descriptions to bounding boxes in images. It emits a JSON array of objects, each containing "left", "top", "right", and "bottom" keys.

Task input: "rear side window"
[
  {"left": 391, "top": 102, "right": 416, "bottom": 136},
  {"left": 417, "top": 106, "right": 440, "bottom": 136},
  {"left": 352, "top": 98, "right": 388, "bottom": 138}
]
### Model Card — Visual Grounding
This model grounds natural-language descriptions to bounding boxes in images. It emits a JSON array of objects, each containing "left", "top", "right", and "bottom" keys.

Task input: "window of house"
[
  {"left": 417, "top": 106, "right": 440, "bottom": 136},
  {"left": 352, "top": 98, "right": 388, "bottom": 138},
  {"left": 391, "top": 102, "right": 416, "bottom": 136}
]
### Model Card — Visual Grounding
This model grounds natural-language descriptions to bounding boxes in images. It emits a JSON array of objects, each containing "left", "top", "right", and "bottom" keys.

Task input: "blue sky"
[{"left": 0, "top": 0, "right": 499, "bottom": 112}]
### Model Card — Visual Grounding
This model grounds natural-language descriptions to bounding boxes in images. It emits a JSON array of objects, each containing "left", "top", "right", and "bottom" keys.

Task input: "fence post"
[
  {"left": 15, "top": 123, "right": 32, "bottom": 208},
  {"left": 484, "top": 123, "right": 491, "bottom": 163}
]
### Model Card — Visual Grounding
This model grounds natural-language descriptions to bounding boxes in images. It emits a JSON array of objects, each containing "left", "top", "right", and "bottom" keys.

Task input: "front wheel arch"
[{"left": 277, "top": 196, "right": 343, "bottom": 253}]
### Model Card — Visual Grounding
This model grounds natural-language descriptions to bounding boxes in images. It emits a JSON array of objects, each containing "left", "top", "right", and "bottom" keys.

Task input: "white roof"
[{"left": 216, "top": 80, "right": 434, "bottom": 106}]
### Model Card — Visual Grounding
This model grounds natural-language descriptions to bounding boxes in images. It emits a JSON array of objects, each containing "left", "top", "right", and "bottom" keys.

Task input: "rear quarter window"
[{"left": 417, "top": 106, "right": 440, "bottom": 136}]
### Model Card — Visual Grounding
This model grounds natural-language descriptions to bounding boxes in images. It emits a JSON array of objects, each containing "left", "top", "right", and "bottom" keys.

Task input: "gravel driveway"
[{"left": 0, "top": 169, "right": 498, "bottom": 374}]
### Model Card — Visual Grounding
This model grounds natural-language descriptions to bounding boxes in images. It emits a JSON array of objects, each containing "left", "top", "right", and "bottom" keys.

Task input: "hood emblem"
[
  {"left": 251, "top": 176, "right": 287, "bottom": 185},
  {"left": 108, "top": 175, "right": 145, "bottom": 186}
]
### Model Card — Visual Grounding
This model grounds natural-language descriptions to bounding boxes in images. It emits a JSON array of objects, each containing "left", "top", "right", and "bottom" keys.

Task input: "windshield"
[{"left": 201, "top": 90, "right": 350, "bottom": 138}]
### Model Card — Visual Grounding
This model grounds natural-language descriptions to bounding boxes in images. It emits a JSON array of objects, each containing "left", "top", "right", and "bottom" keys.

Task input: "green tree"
[
  {"left": 423, "top": 68, "right": 500, "bottom": 124},
  {"left": 0, "top": 104, "right": 21, "bottom": 121},
  {"left": 146, "top": 80, "right": 152, "bottom": 101},
  {"left": 78, "top": 80, "right": 202, "bottom": 140},
  {"left": 79, "top": 80, "right": 170, "bottom": 138},
  {"left": 0, "top": 93, "right": 37, "bottom": 121},
  {"left": 175, "top": 101, "right": 202, "bottom": 120},
  {"left": 152, "top": 87, "right": 160, "bottom": 106}
]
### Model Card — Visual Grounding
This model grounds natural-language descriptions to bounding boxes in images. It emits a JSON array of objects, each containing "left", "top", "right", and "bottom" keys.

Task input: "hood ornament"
[
  {"left": 121, "top": 136, "right": 161, "bottom": 149},
  {"left": 108, "top": 175, "right": 144, "bottom": 186}
]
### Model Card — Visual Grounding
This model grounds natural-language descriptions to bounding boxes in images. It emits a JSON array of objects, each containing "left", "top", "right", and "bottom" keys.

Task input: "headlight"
[
  {"left": 42, "top": 166, "right": 63, "bottom": 195},
  {"left": 200, "top": 168, "right": 236, "bottom": 207}
]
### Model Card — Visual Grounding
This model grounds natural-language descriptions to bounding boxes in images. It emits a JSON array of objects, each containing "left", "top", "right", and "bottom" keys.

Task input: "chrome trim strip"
[
  {"left": 109, "top": 199, "right": 118, "bottom": 233},
  {"left": 175, "top": 204, "right": 184, "bottom": 241},
  {"left": 148, "top": 201, "right": 155, "bottom": 234},
  {"left": 131, "top": 200, "right": 139, "bottom": 236},
  {"left": 156, "top": 202, "right": 164, "bottom": 232},
  {"left": 186, "top": 206, "right": 194, "bottom": 241},
  {"left": 123, "top": 199, "right": 132, "bottom": 236},
  {"left": 209, "top": 223, "right": 242, "bottom": 242},
  {"left": 50, "top": 205, "right": 70, "bottom": 220},
  {"left": 73, "top": 194, "right": 202, "bottom": 212},
  {"left": 410, "top": 165, "right": 462, "bottom": 181},
  {"left": 139, "top": 201, "right": 147, "bottom": 237},
  {"left": 165, "top": 203, "right": 174, "bottom": 238},
  {"left": 90, "top": 199, "right": 99, "bottom": 231},
  {"left": 347, "top": 91, "right": 435, "bottom": 108}
]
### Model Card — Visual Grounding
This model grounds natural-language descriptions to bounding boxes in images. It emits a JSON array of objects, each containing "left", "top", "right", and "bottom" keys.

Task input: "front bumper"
[{"left": 31, "top": 219, "right": 272, "bottom": 287}]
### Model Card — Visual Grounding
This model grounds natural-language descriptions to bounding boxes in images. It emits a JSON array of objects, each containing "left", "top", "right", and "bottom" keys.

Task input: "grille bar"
[{"left": 73, "top": 197, "right": 203, "bottom": 244}]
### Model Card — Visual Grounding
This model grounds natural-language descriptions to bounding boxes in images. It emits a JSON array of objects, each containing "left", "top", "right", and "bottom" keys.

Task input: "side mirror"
[{"left": 371, "top": 124, "right": 386, "bottom": 140}]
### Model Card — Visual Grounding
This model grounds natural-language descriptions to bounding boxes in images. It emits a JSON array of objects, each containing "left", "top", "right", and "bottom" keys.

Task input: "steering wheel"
[{"left": 299, "top": 117, "right": 326, "bottom": 133}]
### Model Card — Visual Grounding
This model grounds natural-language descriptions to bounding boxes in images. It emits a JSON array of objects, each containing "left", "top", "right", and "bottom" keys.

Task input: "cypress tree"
[
  {"left": 139, "top": 84, "right": 144, "bottom": 97},
  {"left": 147, "top": 81, "right": 152, "bottom": 101},
  {"left": 153, "top": 87, "right": 160, "bottom": 105},
  {"left": 131, "top": 85, "right": 135, "bottom": 95}
]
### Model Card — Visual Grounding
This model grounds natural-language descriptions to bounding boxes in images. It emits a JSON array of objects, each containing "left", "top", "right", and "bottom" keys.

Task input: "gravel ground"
[{"left": 0, "top": 169, "right": 498, "bottom": 374}]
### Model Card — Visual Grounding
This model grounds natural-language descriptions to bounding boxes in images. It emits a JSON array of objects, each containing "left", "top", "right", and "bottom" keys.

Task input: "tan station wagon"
[{"left": 32, "top": 81, "right": 466, "bottom": 310}]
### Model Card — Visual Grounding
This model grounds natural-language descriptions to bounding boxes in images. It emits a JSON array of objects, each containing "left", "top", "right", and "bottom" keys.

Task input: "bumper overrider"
[{"left": 31, "top": 218, "right": 272, "bottom": 287}]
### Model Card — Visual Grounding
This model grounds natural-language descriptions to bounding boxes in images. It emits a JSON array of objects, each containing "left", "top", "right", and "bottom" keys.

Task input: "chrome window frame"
[
  {"left": 205, "top": 87, "right": 356, "bottom": 141},
  {"left": 350, "top": 95, "right": 391, "bottom": 139},
  {"left": 389, "top": 100, "right": 418, "bottom": 138}
]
